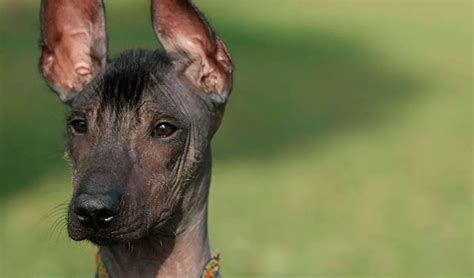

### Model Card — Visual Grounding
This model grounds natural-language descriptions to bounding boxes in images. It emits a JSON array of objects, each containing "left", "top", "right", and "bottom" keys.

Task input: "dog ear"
[
  {"left": 39, "top": 0, "right": 107, "bottom": 103},
  {"left": 151, "top": 0, "right": 234, "bottom": 105}
]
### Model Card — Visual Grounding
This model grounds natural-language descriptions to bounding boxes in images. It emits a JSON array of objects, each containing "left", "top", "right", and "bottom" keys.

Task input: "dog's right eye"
[
  {"left": 152, "top": 122, "right": 178, "bottom": 138},
  {"left": 70, "top": 119, "right": 87, "bottom": 134}
]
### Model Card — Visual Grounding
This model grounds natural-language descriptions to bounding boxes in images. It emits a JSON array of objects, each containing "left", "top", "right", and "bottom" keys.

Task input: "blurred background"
[{"left": 0, "top": 0, "right": 472, "bottom": 277}]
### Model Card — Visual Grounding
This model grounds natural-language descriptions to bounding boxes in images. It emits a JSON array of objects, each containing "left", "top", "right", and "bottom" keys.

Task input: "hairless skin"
[{"left": 39, "top": 0, "right": 234, "bottom": 277}]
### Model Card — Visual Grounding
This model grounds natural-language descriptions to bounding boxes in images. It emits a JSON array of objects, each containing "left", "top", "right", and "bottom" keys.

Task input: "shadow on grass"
[
  {"left": 213, "top": 25, "right": 420, "bottom": 160},
  {"left": 0, "top": 8, "right": 420, "bottom": 197}
]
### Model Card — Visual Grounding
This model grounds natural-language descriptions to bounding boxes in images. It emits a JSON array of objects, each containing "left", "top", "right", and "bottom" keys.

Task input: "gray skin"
[
  {"left": 39, "top": 0, "right": 233, "bottom": 275},
  {"left": 65, "top": 50, "right": 225, "bottom": 277}
]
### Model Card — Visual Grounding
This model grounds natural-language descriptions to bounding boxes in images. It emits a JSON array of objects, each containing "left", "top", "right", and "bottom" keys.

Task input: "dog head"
[{"left": 39, "top": 0, "right": 233, "bottom": 245}]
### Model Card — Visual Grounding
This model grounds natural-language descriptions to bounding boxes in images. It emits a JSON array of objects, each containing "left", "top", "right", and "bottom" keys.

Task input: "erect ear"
[
  {"left": 39, "top": 0, "right": 107, "bottom": 103},
  {"left": 151, "top": 0, "right": 234, "bottom": 104}
]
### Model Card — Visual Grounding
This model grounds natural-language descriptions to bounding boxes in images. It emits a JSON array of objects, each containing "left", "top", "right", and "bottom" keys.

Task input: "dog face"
[
  {"left": 38, "top": 0, "right": 233, "bottom": 245},
  {"left": 65, "top": 51, "right": 218, "bottom": 244}
]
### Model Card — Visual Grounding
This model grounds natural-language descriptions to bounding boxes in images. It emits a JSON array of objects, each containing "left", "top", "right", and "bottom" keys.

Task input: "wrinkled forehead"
[{"left": 71, "top": 50, "right": 207, "bottom": 120}]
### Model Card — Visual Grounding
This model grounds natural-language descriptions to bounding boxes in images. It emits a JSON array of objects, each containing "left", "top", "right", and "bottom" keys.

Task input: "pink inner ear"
[
  {"left": 40, "top": 0, "right": 107, "bottom": 101},
  {"left": 152, "top": 0, "right": 233, "bottom": 95},
  {"left": 42, "top": 30, "right": 94, "bottom": 93}
]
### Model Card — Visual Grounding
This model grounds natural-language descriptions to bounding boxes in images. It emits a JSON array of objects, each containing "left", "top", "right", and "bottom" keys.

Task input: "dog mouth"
[
  {"left": 70, "top": 226, "right": 149, "bottom": 246},
  {"left": 67, "top": 214, "right": 146, "bottom": 245},
  {"left": 68, "top": 213, "right": 174, "bottom": 246},
  {"left": 87, "top": 217, "right": 174, "bottom": 246}
]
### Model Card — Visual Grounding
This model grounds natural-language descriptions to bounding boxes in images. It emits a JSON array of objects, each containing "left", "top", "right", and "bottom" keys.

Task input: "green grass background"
[{"left": 0, "top": 0, "right": 472, "bottom": 277}]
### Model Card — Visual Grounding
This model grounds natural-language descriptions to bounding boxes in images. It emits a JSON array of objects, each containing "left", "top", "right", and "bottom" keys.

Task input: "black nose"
[{"left": 73, "top": 192, "right": 121, "bottom": 228}]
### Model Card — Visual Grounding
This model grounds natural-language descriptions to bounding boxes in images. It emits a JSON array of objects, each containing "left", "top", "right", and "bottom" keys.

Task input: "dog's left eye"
[
  {"left": 152, "top": 122, "right": 178, "bottom": 138},
  {"left": 70, "top": 119, "right": 88, "bottom": 134}
]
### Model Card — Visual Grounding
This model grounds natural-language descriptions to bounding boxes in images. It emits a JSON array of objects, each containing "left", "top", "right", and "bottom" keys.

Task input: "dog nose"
[{"left": 73, "top": 192, "right": 121, "bottom": 228}]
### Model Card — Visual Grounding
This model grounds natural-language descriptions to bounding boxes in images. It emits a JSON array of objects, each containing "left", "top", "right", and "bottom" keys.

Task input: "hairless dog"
[{"left": 39, "top": 0, "right": 234, "bottom": 277}]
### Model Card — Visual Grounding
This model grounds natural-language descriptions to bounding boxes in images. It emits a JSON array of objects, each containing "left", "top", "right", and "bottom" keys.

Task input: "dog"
[{"left": 39, "top": 0, "right": 234, "bottom": 277}]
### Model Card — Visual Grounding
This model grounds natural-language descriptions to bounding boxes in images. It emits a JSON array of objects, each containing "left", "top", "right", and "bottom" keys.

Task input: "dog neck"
[{"left": 98, "top": 155, "right": 214, "bottom": 278}]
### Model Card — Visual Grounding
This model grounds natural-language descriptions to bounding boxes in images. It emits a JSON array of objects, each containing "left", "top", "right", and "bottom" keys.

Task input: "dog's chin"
[
  {"left": 67, "top": 213, "right": 172, "bottom": 246},
  {"left": 88, "top": 236, "right": 119, "bottom": 246},
  {"left": 69, "top": 230, "right": 147, "bottom": 246},
  {"left": 68, "top": 228, "right": 149, "bottom": 246},
  {"left": 68, "top": 223, "right": 149, "bottom": 247}
]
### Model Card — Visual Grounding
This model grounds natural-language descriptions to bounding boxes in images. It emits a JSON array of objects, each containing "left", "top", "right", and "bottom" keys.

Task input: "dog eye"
[
  {"left": 152, "top": 122, "right": 178, "bottom": 138},
  {"left": 70, "top": 119, "right": 87, "bottom": 134}
]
